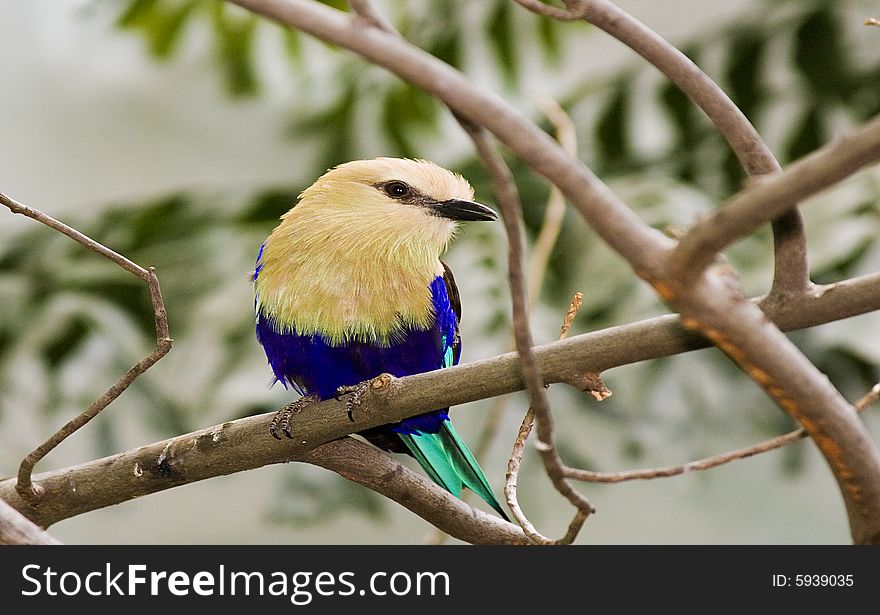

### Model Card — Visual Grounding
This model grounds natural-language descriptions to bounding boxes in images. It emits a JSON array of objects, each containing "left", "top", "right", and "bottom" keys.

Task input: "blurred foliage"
[{"left": 2, "top": 0, "right": 880, "bottom": 532}]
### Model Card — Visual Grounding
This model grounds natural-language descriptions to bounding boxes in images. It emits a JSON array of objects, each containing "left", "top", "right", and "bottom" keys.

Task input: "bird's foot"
[
  {"left": 269, "top": 394, "right": 320, "bottom": 440},
  {"left": 335, "top": 380, "right": 373, "bottom": 422}
]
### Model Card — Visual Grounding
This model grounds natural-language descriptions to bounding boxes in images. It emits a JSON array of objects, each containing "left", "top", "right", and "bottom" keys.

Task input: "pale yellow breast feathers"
[{"left": 254, "top": 158, "right": 473, "bottom": 346}]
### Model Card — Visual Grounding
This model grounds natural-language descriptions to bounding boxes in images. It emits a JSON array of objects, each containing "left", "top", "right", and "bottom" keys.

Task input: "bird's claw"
[
  {"left": 269, "top": 394, "right": 320, "bottom": 439},
  {"left": 335, "top": 380, "right": 371, "bottom": 422}
]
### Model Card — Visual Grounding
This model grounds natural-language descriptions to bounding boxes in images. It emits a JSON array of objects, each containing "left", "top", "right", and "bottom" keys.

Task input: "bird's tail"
[{"left": 399, "top": 421, "right": 509, "bottom": 521}]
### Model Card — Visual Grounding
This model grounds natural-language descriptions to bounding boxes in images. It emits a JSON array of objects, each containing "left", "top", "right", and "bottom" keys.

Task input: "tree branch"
[
  {"left": 0, "top": 417, "right": 528, "bottom": 544},
  {"left": 667, "top": 115, "right": 880, "bottom": 283},
  {"left": 305, "top": 438, "right": 530, "bottom": 544},
  {"left": 505, "top": 292, "right": 585, "bottom": 544},
  {"left": 223, "top": 0, "right": 880, "bottom": 543},
  {"left": 568, "top": 383, "right": 880, "bottom": 483},
  {"left": 0, "top": 192, "right": 173, "bottom": 503},
  {"left": 461, "top": 121, "right": 593, "bottom": 542},
  {"left": 521, "top": 0, "right": 811, "bottom": 294},
  {"left": 2, "top": 268, "right": 877, "bottom": 531},
  {"left": 0, "top": 498, "right": 61, "bottom": 545}
]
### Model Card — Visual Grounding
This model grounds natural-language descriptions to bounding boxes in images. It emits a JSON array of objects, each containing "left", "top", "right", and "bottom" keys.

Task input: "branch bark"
[
  {"left": 1, "top": 268, "right": 878, "bottom": 532},
  {"left": 0, "top": 498, "right": 61, "bottom": 545},
  {"left": 5, "top": 0, "right": 879, "bottom": 544},
  {"left": 461, "top": 121, "right": 594, "bottom": 542},
  {"left": 515, "top": 0, "right": 810, "bottom": 294},
  {"left": 0, "top": 421, "right": 527, "bottom": 544},
  {"left": 667, "top": 115, "right": 880, "bottom": 283},
  {"left": 224, "top": 0, "right": 880, "bottom": 543},
  {"left": 0, "top": 192, "right": 172, "bottom": 502}
]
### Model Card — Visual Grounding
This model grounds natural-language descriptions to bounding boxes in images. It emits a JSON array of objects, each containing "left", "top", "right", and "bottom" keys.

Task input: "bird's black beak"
[{"left": 431, "top": 199, "right": 497, "bottom": 222}]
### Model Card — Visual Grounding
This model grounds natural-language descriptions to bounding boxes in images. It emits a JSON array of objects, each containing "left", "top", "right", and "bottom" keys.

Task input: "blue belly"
[{"left": 255, "top": 276, "right": 457, "bottom": 435}]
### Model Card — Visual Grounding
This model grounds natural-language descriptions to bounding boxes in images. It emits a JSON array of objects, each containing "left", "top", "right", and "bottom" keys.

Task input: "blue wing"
[{"left": 255, "top": 272, "right": 459, "bottom": 437}]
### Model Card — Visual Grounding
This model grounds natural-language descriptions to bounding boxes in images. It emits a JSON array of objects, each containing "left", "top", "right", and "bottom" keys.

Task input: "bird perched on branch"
[{"left": 253, "top": 157, "right": 508, "bottom": 520}]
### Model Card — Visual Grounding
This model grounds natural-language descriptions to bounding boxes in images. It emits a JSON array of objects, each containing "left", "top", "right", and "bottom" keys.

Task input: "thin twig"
[
  {"left": 1, "top": 192, "right": 172, "bottom": 501},
  {"left": 528, "top": 96, "right": 575, "bottom": 305},
  {"left": 566, "top": 383, "right": 880, "bottom": 483},
  {"left": 434, "top": 96, "right": 578, "bottom": 541},
  {"left": 0, "top": 193, "right": 149, "bottom": 280},
  {"left": 505, "top": 293, "right": 583, "bottom": 544},
  {"left": 471, "top": 98, "right": 576, "bottom": 467},
  {"left": 461, "top": 120, "right": 594, "bottom": 543}
]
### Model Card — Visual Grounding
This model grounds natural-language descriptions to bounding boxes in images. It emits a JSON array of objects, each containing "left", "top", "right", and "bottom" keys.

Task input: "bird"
[{"left": 252, "top": 157, "right": 508, "bottom": 520}]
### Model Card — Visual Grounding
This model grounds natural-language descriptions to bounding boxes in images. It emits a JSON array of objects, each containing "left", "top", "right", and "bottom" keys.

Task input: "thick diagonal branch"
[
  {"left": 667, "top": 115, "right": 880, "bottom": 283},
  {"left": 0, "top": 499, "right": 61, "bottom": 545},
  {"left": 516, "top": 0, "right": 809, "bottom": 293}
]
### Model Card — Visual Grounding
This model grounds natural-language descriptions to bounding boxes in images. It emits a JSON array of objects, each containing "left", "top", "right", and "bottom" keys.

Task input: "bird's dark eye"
[{"left": 383, "top": 181, "right": 411, "bottom": 199}]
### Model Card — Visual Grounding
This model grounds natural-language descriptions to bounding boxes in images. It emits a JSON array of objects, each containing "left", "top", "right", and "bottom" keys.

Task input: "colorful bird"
[{"left": 253, "top": 157, "right": 508, "bottom": 520}]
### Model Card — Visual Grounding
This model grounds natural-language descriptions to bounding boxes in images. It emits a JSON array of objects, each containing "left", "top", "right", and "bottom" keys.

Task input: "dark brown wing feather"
[{"left": 441, "top": 261, "right": 462, "bottom": 366}]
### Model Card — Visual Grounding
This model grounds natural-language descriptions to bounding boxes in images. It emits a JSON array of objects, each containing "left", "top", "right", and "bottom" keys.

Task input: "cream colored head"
[{"left": 254, "top": 158, "right": 495, "bottom": 345}]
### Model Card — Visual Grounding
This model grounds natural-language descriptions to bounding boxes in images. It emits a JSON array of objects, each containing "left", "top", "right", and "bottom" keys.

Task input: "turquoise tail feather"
[{"left": 399, "top": 422, "right": 510, "bottom": 521}]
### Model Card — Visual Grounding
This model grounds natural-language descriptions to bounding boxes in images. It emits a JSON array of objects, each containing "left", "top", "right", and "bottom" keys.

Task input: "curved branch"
[
  {"left": 569, "top": 383, "right": 879, "bottom": 483},
  {"left": 1, "top": 192, "right": 173, "bottom": 502},
  {"left": 515, "top": 0, "right": 810, "bottom": 294},
  {"left": 228, "top": 0, "right": 673, "bottom": 277},
  {"left": 308, "top": 438, "right": 530, "bottom": 544},
  {"left": 577, "top": 0, "right": 808, "bottom": 293},
  {"left": 0, "top": 499, "right": 61, "bottom": 545},
  {"left": 667, "top": 115, "right": 880, "bottom": 283},
  {"left": 461, "top": 122, "right": 593, "bottom": 542},
  {"left": 0, "top": 417, "right": 527, "bottom": 544}
]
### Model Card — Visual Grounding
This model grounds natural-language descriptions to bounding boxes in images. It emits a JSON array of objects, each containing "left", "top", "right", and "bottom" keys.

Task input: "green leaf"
[
  {"left": 381, "top": 82, "right": 440, "bottom": 157},
  {"left": 537, "top": 13, "right": 562, "bottom": 63},
  {"left": 487, "top": 1, "right": 518, "bottom": 85},
  {"left": 212, "top": 4, "right": 260, "bottom": 97},
  {"left": 724, "top": 29, "right": 767, "bottom": 121},
  {"left": 238, "top": 188, "right": 301, "bottom": 225},
  {"left": 117, "top": 0, "right": 200, "bottom": 60},
  {"left": 282, "top": 29, "right": 302, "bottom": 68},
  {"left": 315, "top": 0, "right": 349, "bottom": 10},
  {"left": 793, "top": 7, "right": 848, "bottom": 102},
  {"left": 783, "top": 106, "right": 824, "bottom": 162},
  {"left": 44, "top": 315, "right": 90, "bottom": 369},
  {"left": 426, "top": 27, "right": 461, "bottom": 69},
  {"left": 658, "top": 45, "right": 704, "bottom": 183},
  {"left": 595, "top": 83, "right": 633, "bottom": 173},
  {"left": 116, "top": 0, "right": 161, "bottom": 27}
]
